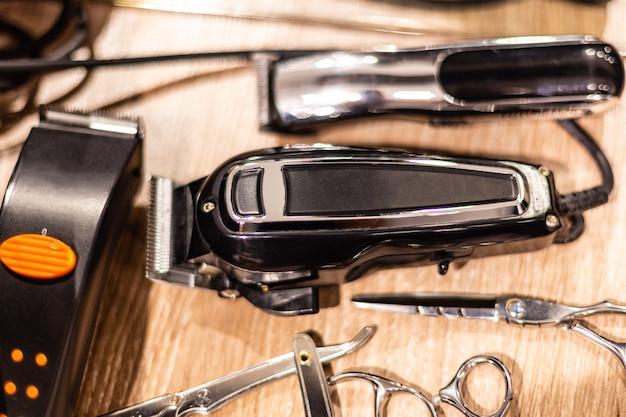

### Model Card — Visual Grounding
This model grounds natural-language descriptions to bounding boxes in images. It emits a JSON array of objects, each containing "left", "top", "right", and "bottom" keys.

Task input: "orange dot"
[
  {"left": 35, "top": 353, "right": 48, "bottom": 367},
  {"left": 26, "top": 385, "right": 39, "bottom": 399},
  {"left": 11, "top": 349, "right": 23, "bottom": 362},
  {"left": 4, "top": 381, "right": 17, "bottom": 395}
]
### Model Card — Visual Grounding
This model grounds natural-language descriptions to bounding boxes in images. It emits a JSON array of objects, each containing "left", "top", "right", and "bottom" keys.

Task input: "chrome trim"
[
  {"left": 271, "top": 50, "right": 445, "bottom": 122},
  {"left": 222, "top": 156, "right": 552, "bottom": 233}
]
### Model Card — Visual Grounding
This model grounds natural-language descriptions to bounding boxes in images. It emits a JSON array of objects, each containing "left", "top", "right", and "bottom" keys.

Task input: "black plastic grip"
[
  {"left": 439, "top": 42, "right": 624, "bottom": 101},
  {"left": 0, "top": 114, "right": 142, "bottom": 417},
  {"left": 283, "top": 164, "right": 517, "bottom": 215}
]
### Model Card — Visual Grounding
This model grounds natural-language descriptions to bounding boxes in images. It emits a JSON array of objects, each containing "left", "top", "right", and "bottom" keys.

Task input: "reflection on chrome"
[{"left": 261, "top": 35, "right": 624, "bottom": 130}]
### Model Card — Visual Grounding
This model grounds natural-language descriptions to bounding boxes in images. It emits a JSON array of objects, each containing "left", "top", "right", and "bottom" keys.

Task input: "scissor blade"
[
  {"left": 99, "top": 325, "right": 375, "bottom": 417},
  {"left": 352, "top": 294, "right": 500, "bottom": 320}
]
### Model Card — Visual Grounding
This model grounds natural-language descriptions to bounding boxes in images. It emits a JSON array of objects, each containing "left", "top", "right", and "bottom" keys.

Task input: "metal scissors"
[
  {"left": 328, "top": 355, "right": 513, "bottom": 417},
  {"left": 352, "top": 293, "right": 626, "bottom": 370},
  {"left": 98, "top": 325, "right": 375, "bottom": 417}
]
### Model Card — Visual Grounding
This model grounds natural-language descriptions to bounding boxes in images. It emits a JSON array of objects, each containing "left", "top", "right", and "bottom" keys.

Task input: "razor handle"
[
  {"left": 148, "top": 145, "right": 564, "bottom": 315},
  {"left": 260, "top": 35, "right": 624, "bottom": 131},
  {"left": 0, "top": 109, "right": 142, "bottom": 417}
]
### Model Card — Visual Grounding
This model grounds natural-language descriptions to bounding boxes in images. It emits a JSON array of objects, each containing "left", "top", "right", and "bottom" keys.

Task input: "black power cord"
[
  {"left": 1, "top": 0, "right": 79, "bottom": 57},
  {"left": 552, "top": 118, "right": 614, "bottom": 244},
  {"left": 557, "top": 119, "right": 614, "bottom": 215}
]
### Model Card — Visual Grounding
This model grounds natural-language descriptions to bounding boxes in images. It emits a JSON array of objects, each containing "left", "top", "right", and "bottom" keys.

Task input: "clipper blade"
[
  {"left": 254, "top": 53, "right": 276, "bottom": 129},
  {"left": 40, "top": 105, "right": 143, "bottom": 136},
  {"left": 146, "top": 176, "right": 175, "bottom": 280}
]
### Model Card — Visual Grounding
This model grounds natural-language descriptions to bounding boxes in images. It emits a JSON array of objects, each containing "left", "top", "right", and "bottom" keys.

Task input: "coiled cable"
[{"left": 0, "top": 0, "right": 87, "bottom": 127}]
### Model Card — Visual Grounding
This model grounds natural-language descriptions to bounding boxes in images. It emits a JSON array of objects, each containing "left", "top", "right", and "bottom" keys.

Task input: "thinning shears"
[
  {"left": 352, "top": 294, "right": 626, "bottom": 370},
  {"left": 329, "top": 355, "right": 513, "bottom": 417},
  {"left": 98, "top": 325, "right": 375, "bottom": 417}
]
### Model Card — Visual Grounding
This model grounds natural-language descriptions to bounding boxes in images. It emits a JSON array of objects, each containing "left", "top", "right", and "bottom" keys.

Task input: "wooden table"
[{"left": 1, "top": 0, "right": 625, "bottom": 415}]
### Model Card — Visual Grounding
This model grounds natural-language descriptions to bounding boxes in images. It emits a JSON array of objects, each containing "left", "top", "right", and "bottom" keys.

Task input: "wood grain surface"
[{"left": 1, "top": 0, "right": 625, "bottom": 416}]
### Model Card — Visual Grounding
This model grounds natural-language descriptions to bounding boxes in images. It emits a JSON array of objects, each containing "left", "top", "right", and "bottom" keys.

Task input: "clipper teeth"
[
  {"left": 40, "top": 104, "right": 139, "bottom": 123},
  {"left": 39, "top": 105, "right": 142, "bottom": 136},
  {"left": 255, "top": 55, "right": 272, "bottom": 128},
  {"left": 146, "top": 177, "right": 174, "bottom": 278}
]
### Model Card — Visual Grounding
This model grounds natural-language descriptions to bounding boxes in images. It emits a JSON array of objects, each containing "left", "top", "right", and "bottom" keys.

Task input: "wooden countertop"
[{"left": 1, "top": 0, "right": 625, "bottom": 415}]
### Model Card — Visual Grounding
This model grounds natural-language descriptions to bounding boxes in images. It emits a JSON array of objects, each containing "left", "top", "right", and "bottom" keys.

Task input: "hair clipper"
[
  {"left": 257, "top": 35, "right": 624, "bottom": 131},
  {"left": 0, "top": 108, "right": 142, "bottom": 417},
  {"left": 146, "top": 144, "right": 582, "bottom": 316}
]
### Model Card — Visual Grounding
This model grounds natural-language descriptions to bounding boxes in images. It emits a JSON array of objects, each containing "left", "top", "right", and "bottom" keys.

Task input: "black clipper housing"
[
  {"left": 0, "top": 108, "right": 142, "bottom": 417},
  {"left": 147, "top": 145, "right": 567, "bottom": 316}
]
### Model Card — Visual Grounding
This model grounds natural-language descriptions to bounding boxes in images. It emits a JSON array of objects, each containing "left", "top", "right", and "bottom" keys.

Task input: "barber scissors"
[
  {"left": 352, "top": 293, "right": 626, "bottom": 370},
  {"left": 98, "top": 325, "right": 375, "bottom": 417},
  {"left": 328, "top": 355, "right": 513, "bottom": 417}
]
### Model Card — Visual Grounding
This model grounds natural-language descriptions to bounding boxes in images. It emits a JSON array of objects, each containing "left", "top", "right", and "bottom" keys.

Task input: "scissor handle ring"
[
  {"left": 329, "top": 372, "right": 438, "bottom": 417},
  {"left": 437, "top": 355, "right": 513, "bottom": 417}
]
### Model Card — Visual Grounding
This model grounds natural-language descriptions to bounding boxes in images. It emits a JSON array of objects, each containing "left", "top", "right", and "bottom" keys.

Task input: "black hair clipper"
[
  {"left": 257, "top": 35, "right": 624, "bottom": 131},
  {"left": 146, "top": 144, "right": 588, "bottom": 316},
  {"left": 0, "top": 108, "right": 142, "bottom": 417}
]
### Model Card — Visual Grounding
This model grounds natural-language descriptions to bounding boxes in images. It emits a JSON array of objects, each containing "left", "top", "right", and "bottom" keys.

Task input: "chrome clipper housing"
[{"left": 258, "top": 35, "right": 624, "bottom": 131}]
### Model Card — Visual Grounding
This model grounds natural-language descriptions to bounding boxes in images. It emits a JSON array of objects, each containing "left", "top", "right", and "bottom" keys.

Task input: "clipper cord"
[{"left": 556, "top": 118, "right": 614, "bottom": 216}]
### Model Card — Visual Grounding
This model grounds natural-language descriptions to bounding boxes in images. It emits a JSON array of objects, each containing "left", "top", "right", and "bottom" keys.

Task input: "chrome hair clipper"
[
  {"left": 146, "top": 144, "right": 594, "bottom": 316},
  {"left": 257, "top": 35, "right": 624, "bottom": 131}
]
